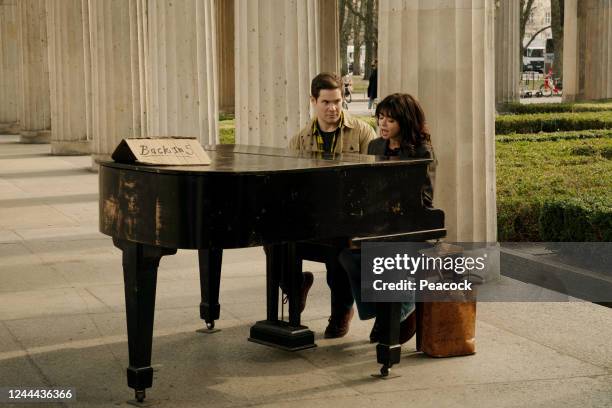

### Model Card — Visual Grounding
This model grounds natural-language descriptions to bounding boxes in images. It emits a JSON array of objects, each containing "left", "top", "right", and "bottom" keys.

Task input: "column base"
[
  {"left": 51, "top": 140, "right": 92, "bottom": 155},
  {"left": 20, "top": 130, "right": 51, "bottom": 144},
  {"left": 0, "top": 122, "right": 20, "bottom": 135}
]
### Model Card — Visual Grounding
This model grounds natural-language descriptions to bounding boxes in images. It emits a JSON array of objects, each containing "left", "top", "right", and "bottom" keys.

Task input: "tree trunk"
[
  {"left": 551, "top": 0, "right": 564, "bottom": 79},
  {"left": 339, "top": 0, "right": 353, "bottom": 75},
  {"left": 520, "top": 0, "right": 537, "bottom": 71},
  {"left": 363, "top": 0, "right": 375, "bottom": 79},
  {"left": 352, "top": 1, "right": 364, "bottom": 75}
]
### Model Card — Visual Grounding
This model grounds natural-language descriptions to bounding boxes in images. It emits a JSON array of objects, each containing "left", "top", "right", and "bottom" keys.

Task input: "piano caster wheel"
[
  {"left": 380, "top": 365, "right": 390, "bottom": 377},
  {"left": 206, "top": 321, "right": 215, "bottom": 330},
  {"left": 135, "top": 389, "right": 146, "bottom": 403}
]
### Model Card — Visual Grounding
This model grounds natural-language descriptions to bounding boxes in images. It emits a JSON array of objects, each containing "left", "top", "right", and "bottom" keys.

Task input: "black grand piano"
[{"left": 99, "top": 144, "right": 445, "bottom": 402}]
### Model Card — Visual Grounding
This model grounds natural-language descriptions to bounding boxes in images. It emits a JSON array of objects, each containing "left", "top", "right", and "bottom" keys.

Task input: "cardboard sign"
[{"left": 111, "top": 137, "right": 211, "bottom": 166}]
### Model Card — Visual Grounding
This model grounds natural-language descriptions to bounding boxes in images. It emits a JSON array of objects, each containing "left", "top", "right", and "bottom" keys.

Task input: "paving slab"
[
  {"left": 254, "top": 376, "right": 612, "bottom": 408},
  {"left": 0, "top": 262, "right": 70, "bottom": 294},
  {"left": 13, "top": 226, "right": 101, "bottom": 242},
  {"left": 478, "top": 302, "right": 612, "bottom": 370},
  {"left": 0, "top": 229, "right": 22, "bottom": 244},
  {"left": 0, "top": 287, "right": 109, "bottom": 321},
  {"left": 0, "top": 204, "right": 79, "bottom": 230}
]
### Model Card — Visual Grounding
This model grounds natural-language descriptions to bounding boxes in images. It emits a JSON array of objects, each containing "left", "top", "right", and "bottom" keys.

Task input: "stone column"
[
  {"left": 562, "top": 0, "right": 578, "bottom": 102},
  {"left": 318, "top": 0, "right": 339, "bottom": 74},
  {"left": 582, "top": 0, "right": 612, "bottom": 100},
  {"left": 46, "top": 0, "right": 91, "bottom": 154},
  {"left": 18, "top": 0, "right": 51, "bottom": 143},
  {"left": 0, "top": 0, "right": 21, "bottom": 133},
  {"left": 82, "top": 0, "right": 93, "bottom": 149},
  {"left": 494, "top": 0, "right": 520, "bottom": 107},
  {"left": 146, "top": 0, "right": 218, "bottom": 145},
  {"left": 569, "top": 0, "right": 612, "bottom": 101},
  {"left": 88, "top": 0, "right": 147, "bottom": 169},
  {"left": 379, "top": 0, "right": 497, "bottom": 242},
  {"left": 235, "top": 0, "right": 319, "bottom": 147},
  {"left": 216, "top": 0, "right": 234, "bottom": 115}
]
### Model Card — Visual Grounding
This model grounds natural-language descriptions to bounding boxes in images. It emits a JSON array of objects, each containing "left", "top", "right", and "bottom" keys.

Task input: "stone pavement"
[{"left": 1, "top": 134, "right": 611, "bottom": 408}]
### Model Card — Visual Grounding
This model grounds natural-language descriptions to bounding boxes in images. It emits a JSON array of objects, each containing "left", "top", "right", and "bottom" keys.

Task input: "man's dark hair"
[{"left": 311, "top": 72, "right": 342, "bottom": 100}]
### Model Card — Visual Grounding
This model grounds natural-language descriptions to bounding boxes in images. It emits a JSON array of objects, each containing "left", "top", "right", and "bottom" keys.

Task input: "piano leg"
[
  {"left": 113, "top": 238, "right": 177, "bottom": 402},
  {"left": 375, "top": 302, "right": 402, "bottom": 377},
  {"left": 416, "top": 301, "right": 423, "bottom": 352},
  {"left": 198, "top": 249, "right": 223, "bottom": 331},
  {"left": 286, "top": 242, "right": 302, "bottom": 327},
  {"left": 264, "top": 244, "right": 280, "bottom": 322},
  {"left": 248, "top": 243, "right": 315, "bottom": 351}
]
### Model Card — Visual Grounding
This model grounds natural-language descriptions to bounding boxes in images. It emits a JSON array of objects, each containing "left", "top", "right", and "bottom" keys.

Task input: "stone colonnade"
[
  {"left": 0, "top": 0, "right": 219, "bottom": 166},
  {"left": 378, "top": 0, "right": 497, "bottom": 242}
]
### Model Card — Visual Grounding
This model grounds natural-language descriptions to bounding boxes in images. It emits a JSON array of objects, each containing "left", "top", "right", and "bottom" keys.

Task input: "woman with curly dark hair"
[
  {"left": 340, "top": 93, "right": 436, "bottom": 344},
  {"left": 368, "top": 93, "right": 434, "bottom": 208}
]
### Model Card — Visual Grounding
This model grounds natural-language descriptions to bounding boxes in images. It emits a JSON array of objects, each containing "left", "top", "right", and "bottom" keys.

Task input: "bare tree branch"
[
  {"left": 524, "top": 25, "right": 551, "bottom": 49},
  {"left": 519, "top": 0, "right": 538, "bottom": 70},
  {"left": 345, "top": 0, "right": 367, "bottom": 23}
]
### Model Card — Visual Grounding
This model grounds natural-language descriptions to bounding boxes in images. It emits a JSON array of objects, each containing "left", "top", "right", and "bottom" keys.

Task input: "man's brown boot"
[{"left": 324, "top": 307, "right": 354, "bottom": 338}]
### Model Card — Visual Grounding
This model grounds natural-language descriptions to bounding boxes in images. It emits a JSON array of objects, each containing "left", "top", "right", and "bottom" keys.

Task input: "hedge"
[
  {"left": 496, "top": 137, "right": 612, "bottom": 241},
  {"left": 496, "top": 129, "right": 612, "bottom": 143},
  {"left": 499, "top": 196, "right": 612, "bottom": 242},
  {"left": 539, "top": 197, "right": 612, "bottom": 242},
  {"left": 498, "top": 100, "right": 612, "bottom": 115},
  {"left": 538, "top": 198, "right": 612, "bottom": 268},
  {"left": 219, "top": 118, "right": 235, "bottom": 144},
  {"left": 495, "top": 111, "right": 612, "bottom": 135}
]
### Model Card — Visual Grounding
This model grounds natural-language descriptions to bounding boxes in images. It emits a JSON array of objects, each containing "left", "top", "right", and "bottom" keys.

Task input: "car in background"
[{"left": 523, "top": 44, "right": 545, "bottom": 73}]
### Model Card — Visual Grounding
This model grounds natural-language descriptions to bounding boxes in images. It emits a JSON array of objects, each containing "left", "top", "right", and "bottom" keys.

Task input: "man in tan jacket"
[
  {"left": 289, "top": 73, "right": 375, "bottom": 154},
  {"left": 288, "top": 72, "right": 376, "bottom": 338}
]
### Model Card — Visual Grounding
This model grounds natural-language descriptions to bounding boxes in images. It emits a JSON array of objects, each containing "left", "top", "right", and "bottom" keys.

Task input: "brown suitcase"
[
  {"left": 412, "top": 243, "right": 478, "bottom": 357},
  {"left": 416, "top": 298, "right": 476, "bottom": 357}
]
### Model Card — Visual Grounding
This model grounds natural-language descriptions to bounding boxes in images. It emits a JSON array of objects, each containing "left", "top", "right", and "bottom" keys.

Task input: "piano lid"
[{"left": 99, "top": 144, "right": 433, "bottom": 176}]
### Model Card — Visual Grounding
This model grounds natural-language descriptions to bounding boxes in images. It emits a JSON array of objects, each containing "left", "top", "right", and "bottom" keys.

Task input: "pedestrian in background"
[{"left": 367, "top": 59, "right": 378, "bottom": 111}]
